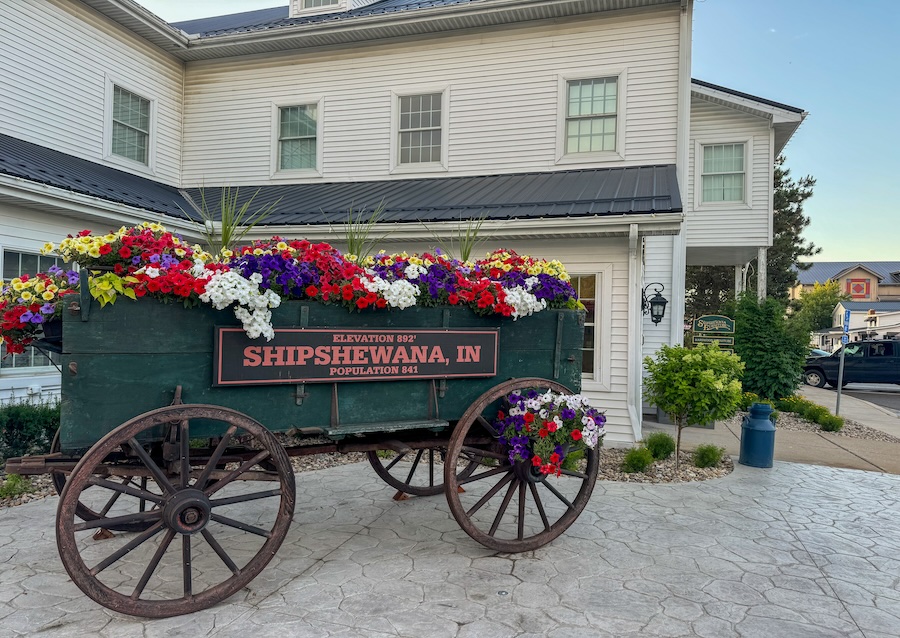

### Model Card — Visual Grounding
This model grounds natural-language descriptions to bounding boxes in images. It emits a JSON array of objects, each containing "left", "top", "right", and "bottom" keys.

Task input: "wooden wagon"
[{"left": 6, "top": 277, "right": 599, "bottom": 618}]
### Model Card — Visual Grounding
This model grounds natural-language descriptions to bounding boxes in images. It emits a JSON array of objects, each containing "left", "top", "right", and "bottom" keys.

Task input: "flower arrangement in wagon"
[
  {"left": 493, "top": 389, "right": 606, "bottom": 476},
  {"left": 29, "top": 223, "right": 583, "bottom": 344},
  {"left": 0, "top": 266, "right": 80, "bottom": 354}
]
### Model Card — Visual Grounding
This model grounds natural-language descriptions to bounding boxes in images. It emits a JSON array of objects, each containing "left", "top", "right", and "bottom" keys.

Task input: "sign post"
[{"left": 835, "top": 310, "right": 851, "bottom": 415}]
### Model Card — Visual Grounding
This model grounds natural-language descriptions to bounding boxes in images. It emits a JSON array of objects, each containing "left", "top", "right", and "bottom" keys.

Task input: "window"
[
  {"left": 701, "top": 143, "right": 744, "bottom": 202},
  {"left": 303, "top": 0, "right": 338, "bottom": 6},
  {"left": 398, "top": 93, "right": 442, "bottom": 164},
  {"left": 111, "top": 85, "right": 151, "bottom": 165},
  {"left": 565, "top": 78, "right": 617, "bottom": 154},
  {"left": 278, "top": 105, "right": 318, "bottom": 171},
  {"left": 1, "top": 250, "right": 62, "bottom": 370},
  {"left": 571, "top": 275, "right": 596, "bottom": 376}
]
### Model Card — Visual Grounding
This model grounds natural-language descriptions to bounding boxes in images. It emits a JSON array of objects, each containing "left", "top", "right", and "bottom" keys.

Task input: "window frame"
[
  {"left": 292, "top": 0, "right": 346, "bottom": 17},
  {"left": 556, "top": 70, "right": 626, "bottom": 165},
  {"left": 390, "top": 86, "right": 449, "bottom": 174},
  {"left": 0, "top": 249, "right": 63, "bottom": 373},
  {"left": 694, "top": 137, "right": 753, "bottom": 209},
  {"left": 570, "top": 264, "right": 613, "bottom": 392},
  {"left": 103, "top": 75, "right": 156, "bottom": 174},
  {"left": 270, "top": 98, "right": 324, "bottom": 179}
]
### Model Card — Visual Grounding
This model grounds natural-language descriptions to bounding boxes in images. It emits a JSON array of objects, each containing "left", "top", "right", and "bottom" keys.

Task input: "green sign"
[
  {"left": 692, "top": 335, "right": 734, "bottom": 346},
  {"left": 693, "top": 315, "right": 735, "bottom": 334}
]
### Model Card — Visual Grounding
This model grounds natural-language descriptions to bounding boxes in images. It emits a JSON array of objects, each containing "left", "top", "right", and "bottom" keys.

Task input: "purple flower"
[
  {"left": 39, "top": 303, "right": 55, "bottom": 314},
  {"left": 19, "top": 311, "right": 33, "bottom": 322},
  {"left": 561, "top": 408, "right": 576, "bottom": 421},
  {"left": 47, "top": 265, "right": 62, "bottom": 276},
  {"left": 29, "top": 314, "right": 44, "bottom": 324}
]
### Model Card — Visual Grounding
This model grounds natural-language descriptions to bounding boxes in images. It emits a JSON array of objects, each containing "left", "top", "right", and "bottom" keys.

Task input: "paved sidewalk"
[
  {"left": 645, "top": 385, "right": 900, "bottom": 475},
  {"left": 2, "top": 461, "right": 900, "bottom": 637}
]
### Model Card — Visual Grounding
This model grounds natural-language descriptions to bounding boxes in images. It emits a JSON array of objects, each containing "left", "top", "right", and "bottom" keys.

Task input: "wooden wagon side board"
[{"left": 59, "top": 299, "right": 585, "bottom": 453}]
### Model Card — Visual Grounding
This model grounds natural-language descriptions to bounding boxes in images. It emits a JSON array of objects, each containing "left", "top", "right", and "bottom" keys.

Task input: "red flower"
[
  {"left": 118, "top": 246, "right": 131, "bottom": 259},
  {"left": 571, "top": 429, "right": 583, "bottom": 441},
  {"left": 356, "top": 297, "right": 369, "bottom": 309},
  {"left": 523, "top": 412, "right": 535, "bottom": 424},
  {"left": 531, "top": 455, "right": 542, "bottom": 467},
  {"left": 538, "top": 428, "right": 548, "bottom": 438},
  {"left": 547, "top": 421, "right": 558, "bottom": 433},
  {"left": 447, "top": 293, "right": 459, "bottom": 305},
  {"left": 550, "top": 453, "right": 560, "bottom": 464},
  {"left": 98, "top": 244, "right": 112, "bottom": 255},
  {"left": 305, "top": 285, "right": 319, "bottom": 297}
]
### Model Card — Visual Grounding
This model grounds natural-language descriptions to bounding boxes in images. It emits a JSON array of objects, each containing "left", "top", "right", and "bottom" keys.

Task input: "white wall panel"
[{"left": 0, "top": 0, "right": 184, "bottom": 185}]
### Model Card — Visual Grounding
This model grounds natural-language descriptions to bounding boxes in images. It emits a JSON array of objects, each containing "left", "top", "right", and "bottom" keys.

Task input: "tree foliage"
[
  {"left": 791, "top": 280, "right": 849, "bottom": 332},
  {"left": 643, "top": 343, "right": 744, "bottom": 473},
  {"left": 733, "top": 294, "right": 808, "bottom": 400},
  {"left": 684, "top": 155, "right": 817, "bottom": 316}
]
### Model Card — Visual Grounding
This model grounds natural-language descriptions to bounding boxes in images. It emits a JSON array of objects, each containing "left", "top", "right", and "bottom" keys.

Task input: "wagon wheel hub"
[
  {"left": 513, "top": 460, "right": 548, "bottom": 484},
  {"left": 163, "top": 489, "right": 211, "bottom": 535}
]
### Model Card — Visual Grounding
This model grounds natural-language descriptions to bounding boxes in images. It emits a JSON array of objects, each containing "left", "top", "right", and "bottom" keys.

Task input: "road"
[{"left": 840, "top": 383, "right": 900, "bottom": 414}]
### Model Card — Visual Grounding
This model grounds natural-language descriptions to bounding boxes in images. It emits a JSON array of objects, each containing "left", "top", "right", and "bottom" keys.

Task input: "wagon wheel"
[
  {"left": 367, "top": 447, "right": 479, "bottom": 497},
  {"left": 56, "top": 405, "right": 295, "bottom": 618},
  {"left": 50, "top": 430, "right": 162, "bottom": 532},
  {"left": 444, "top": 378, "right": 600, "bottom": 553}
]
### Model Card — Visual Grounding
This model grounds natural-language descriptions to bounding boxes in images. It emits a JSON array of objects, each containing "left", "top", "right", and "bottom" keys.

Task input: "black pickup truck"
[{"left": 803, "top": 340, "right": 900, "bottom": 388}]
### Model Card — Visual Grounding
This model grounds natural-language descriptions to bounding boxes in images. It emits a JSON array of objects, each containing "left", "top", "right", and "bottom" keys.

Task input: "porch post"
[
  {"left": 735, "top": 266, "right": 743, "bottom": 296},
  {"left": 757, "top": 247, "right": 767, "bottom": 300}
]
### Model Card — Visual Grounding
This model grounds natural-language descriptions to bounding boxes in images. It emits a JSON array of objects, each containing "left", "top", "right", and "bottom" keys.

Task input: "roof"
[
  {"left": 183, "top": 165, "right": 682, "bottom": 226},
  {"left": 797, "top": 262, "right": 900, "bottom": 285},
  {"left": 691, "top": 79, "right": 804, "bottom": 115},
  {"left": 0, "top": 134, "right": 197, "bottom": 220},
  {"left": 81, "top": 0, "right": 681, "bottom": 61},
  {"left": 839, "top": 302, "right": 900, "bottom": 312}
]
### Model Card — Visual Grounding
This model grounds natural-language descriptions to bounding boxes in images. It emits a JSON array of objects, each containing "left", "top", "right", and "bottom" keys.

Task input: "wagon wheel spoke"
[
  {"left": 128, "top": 437, "right": 177, "bottom": 495},
  {"left": 404, "top": 449, "right": 425, "bottom": 485},
  {"left": 209, "top": 488, "right": 282, "bottom": 508},
  {"left": 488, "top": 479, "right": 518, "bottom": 536},
  {"left": 204, "top": 450, "right": 271, "bottom": 497},
  {"left": 444, "top": 378, "right": 600, "bottom": 553},
  {"left": 179, "top": 419, "right": 190, "bottom": 489},
  {"left": 86, "top": 476, "right": 166, "bottom": 506},
  {"left": 540, "top": 480, "right": 575, "bottom": 511},
  {"left": 182, "top": 535, "right": 192, "bottom": 597},
  {"left": 465, "top": 472, "right": 514, "bottom": 518},
  {"left": 428, "top": 449, "right": 435, "bottom": 488},
  {"left": 131, "top": 529, "right": 176, "bottom": 600},
  {"left": 195, "top": 425, "right": 237, "bottom": 490},
  {"left": 73, "top": 509, "right": 162, "bottom": 532},
  {"left": 368, "top": 445, "right": 467, "bottom": 498},
  {"left": 210, "top": 513, "right": 272, "bottom": 538},
  {"left": 384, "top": 452, "right": 407, "bottom": 471},
  {"left": 57, "top": 405, "right": 295, "bottom": 618},
  {"left": 90, "top": 521, "right": 165, "bottom": 575},
  {"left": 528, "top": 482, "right": 551, "bottom": 533},
  {"left": 201, "top": 529, "right": 241, "bottom": 576}
]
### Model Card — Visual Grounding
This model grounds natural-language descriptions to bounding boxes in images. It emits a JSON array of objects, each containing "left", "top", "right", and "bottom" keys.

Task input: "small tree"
[
  {"left": 734, "top": 294, "right": 808, "bottom": 400},
  {"left": 791, "top": 280, "right": 849, "bottom": 332},
  {"left": 643, "top": 344, "right": 744, "bottom": 473}
]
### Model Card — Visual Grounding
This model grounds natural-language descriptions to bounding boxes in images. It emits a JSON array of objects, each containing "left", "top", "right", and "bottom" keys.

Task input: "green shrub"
[
  {"left": 0, "top": 473, "right": 32, "bottom": 499},
  {"left": 819, "top": 414, "right": 844, "bottom": 432},
  {"left": 693, "top": 444, "right": 725, "bottom": 468},
  {"left": 622, "top": 447, "right": 654, "bottom": 473},
  {"left": 643, "top": 431, "right": 676, "bottom": 460},
  {"left": 0, "top": 400, "right": 60, "bottom": 462},
  {"left": 561, "top": 449, "right": 585, "bottom": 471},
  {"left": 739, "top": 392, "right": 760, "bottom": 411}
]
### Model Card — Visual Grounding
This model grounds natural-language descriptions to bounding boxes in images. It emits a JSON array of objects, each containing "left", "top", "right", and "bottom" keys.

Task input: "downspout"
[
  {"left": 670, "top": 0, "right": 693, "bottom": 345},
  {"left": 627, "top": 223, "right": 643, "bottom": 442}
]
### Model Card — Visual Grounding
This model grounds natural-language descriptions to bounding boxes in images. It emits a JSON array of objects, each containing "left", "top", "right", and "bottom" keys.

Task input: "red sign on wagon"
[{"left": 214, "top": 327, "right": 499, "bottom": 386}]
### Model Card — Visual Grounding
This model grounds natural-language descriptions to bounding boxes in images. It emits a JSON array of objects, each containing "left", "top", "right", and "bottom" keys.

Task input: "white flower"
[
  {"left": 135, "top": 266, "right": 160, "bottom": 279},
  {"left": 200, "top": 270, "right": 281, "bottom": 340},
  {"left": 502, "top": 285, "right": 547, "bottom": 320},
  {"left": 404, "top": 264, "right": 426, "bottom": 280},
  {"left": 383, "top": 279, "right": 420, "bottom": 309}
]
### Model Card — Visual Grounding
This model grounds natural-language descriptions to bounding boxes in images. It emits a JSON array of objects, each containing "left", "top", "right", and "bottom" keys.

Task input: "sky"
[{"left": 139, "top": 0, "right": 899, "bottom": 262}]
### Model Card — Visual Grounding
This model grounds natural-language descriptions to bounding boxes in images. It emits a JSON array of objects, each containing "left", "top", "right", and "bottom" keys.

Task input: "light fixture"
[{"left": 642, "top": 282, "right": 668, "bottom": 325}]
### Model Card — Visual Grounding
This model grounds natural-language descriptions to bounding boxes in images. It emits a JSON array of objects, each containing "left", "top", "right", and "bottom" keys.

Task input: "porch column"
[
  {"left": 735, "top": 266, "right": 744, "bottom": 296},
  {"left": 757, "top": 247, "right": 767, "bottom": 300}
]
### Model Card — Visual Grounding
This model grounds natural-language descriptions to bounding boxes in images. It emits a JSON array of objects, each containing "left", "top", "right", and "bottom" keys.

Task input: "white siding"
[
  {"left": 182, "top": 9, "right": 681, "bottom": 186},
  {"left": 685, "top": 98, "right": 772, "bottom": 248},
  {"left": 641, "top": 234, "right": 676, "bottom": 361},
  {"left": 0, "top": 0, "right": 184, "bottom": 185}
]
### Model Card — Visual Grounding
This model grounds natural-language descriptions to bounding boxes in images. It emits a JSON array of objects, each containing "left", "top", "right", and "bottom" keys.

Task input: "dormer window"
[
  {"left": 290, "top": 0, "right": 349, "bottom": 16},
  {"left": 303, "top": 0, "right": 338, "bottom": 7}
]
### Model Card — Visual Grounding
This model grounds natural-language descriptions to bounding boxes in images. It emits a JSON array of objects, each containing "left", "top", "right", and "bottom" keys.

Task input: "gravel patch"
[
  {"left": 597, "top": 448, "right": 733, "bottom": 483},
  {"left": 723, "top": 411, "right": 900, "bottom": 444}
]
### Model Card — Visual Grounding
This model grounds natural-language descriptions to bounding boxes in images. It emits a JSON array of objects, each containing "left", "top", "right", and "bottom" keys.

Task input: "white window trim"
[
  {"left": 693, "top": 137, "right": 753, "bottom": 210},
  {"left": 103, "top": 74, "right": 157, "bottom": 176},
  {"left": 556, "top": 70, "right": 626, "bottom": 165},
  {"left": 291, "top": 0, "right": 346, "bottom": 17},
  {"left": 576, "top": 264, "right": 613, "bottom": 393},
  {"left": 270, "top": 98, "right": 324, "bottom": 179},
  {"left": 389, "top": 86, "right": 450, "bottom": 175}
]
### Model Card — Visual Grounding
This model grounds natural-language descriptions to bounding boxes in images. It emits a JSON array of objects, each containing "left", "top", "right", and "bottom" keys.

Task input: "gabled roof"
[
  {"left": 171, "top": 6, "right": 289, "bottom": 35},
  {"left": 184, "top": 165, "right": 682, "bottom": 226},
  {"left": 691, "top": 78, "right": 806, "bottom": 154},
  {"left": 80, "top": 0, "right": 682, "bottom": 61},
  {"left": 797, "top": 262, "right": 900, "bottom": 286},
  {"left": 839, "top": 301, "right": 900, "bottom": 312},
  {"left": 0, "top": 134, "right": 196, "bottom": 220}
]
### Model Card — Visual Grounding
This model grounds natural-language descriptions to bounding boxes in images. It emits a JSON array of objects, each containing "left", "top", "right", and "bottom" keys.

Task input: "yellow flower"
[
  {"left": 20, "top": 291, "right": 33, "bottom": 301},
  {"left": 33, "top": 281, "right": 45, "bottom": 293},
  {"left": 12, "top": 281, "right": 25, "bottom": 292},
  {"left": 174, "top": 248, "right": 186, "bottom": 257},
  {"left": 42, "top": 291, "right": 55, "bottom": 301},
  {"left": 88, "top": 247, "right": 101, "bottom": 258},
  {"left": 42, "top": 242, "right": 55, "bottom": 254},
  {"left": 276, "top": 242, "right": 288, "bottom": 251}
]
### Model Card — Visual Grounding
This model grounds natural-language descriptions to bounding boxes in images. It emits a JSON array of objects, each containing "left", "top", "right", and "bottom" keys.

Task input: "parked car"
[{"left": 803, "top": 340, "right": 900, "bottom": 388}]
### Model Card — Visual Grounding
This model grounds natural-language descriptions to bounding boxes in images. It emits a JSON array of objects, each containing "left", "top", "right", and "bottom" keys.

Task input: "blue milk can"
[{"left": 739, "top": 402, "right": 776, "bottom": 468}]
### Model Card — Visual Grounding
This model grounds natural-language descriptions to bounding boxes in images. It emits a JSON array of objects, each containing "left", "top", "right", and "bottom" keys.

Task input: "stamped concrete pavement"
[{"left": 1, "top": 460, "right": 899, "bottom": 637}]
